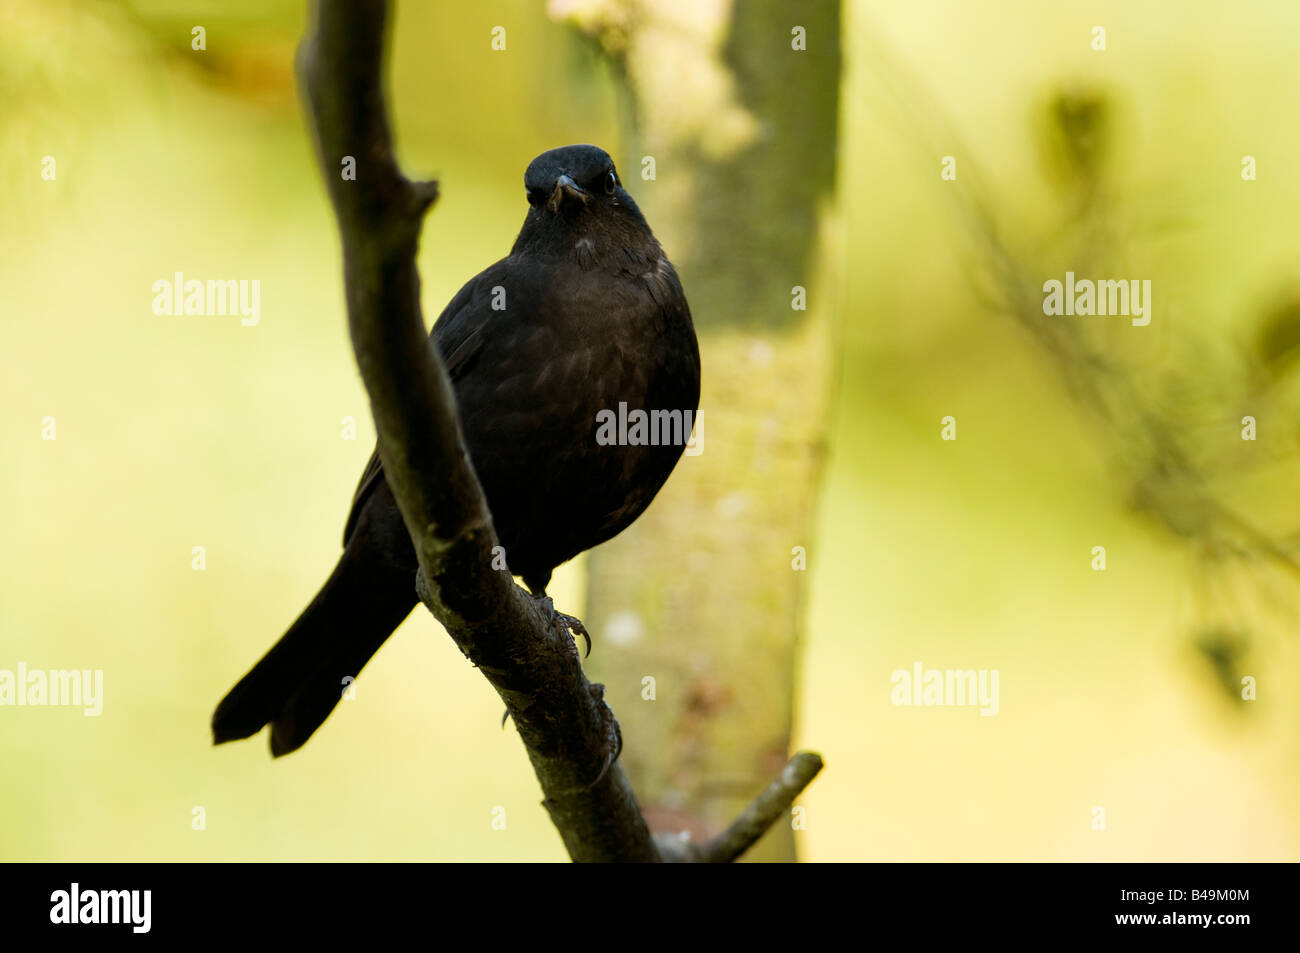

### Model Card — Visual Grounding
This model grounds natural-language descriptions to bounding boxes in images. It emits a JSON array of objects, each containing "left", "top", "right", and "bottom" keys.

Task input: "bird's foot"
[
  {"left": 529, "top": 591, "right": 591, "bottom": 657},
  {"left": 583, "top": 683, "right": 624, "bottom": 790}
]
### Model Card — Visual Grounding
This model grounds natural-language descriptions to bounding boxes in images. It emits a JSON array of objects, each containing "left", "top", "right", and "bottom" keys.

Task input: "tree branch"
[
  {"left": 654, "top": 753, "right": 824, "bottom": 862},
  {"left": 295, "top": 0, "right": 822, "bottom": 861},
  {"left": 296, "top": 0, "right": 653, "bottom": 862}
]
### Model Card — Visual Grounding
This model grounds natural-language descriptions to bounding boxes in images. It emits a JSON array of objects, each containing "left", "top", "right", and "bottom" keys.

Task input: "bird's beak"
[{"left": 547, "top": 174, "right": 589, "bottom": 214}]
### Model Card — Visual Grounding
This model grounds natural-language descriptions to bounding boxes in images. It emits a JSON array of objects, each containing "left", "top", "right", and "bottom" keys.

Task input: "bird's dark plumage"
[{"left": 212, "top": 145, "right": 700, "bottom": 756}]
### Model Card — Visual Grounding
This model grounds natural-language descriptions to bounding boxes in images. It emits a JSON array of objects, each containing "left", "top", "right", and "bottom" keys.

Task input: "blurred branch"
[
  {"left": 655, "top": 753, "right": 824, "bottom": 862},
  {"left": 862, "top": 28, "right": 1300, "bottom": 589},
  {"left": 553, "top": 0, "right": 838, "bottom": 864},
  {"left": 295, "top": 0, "right": 820, "bottom": 861}
]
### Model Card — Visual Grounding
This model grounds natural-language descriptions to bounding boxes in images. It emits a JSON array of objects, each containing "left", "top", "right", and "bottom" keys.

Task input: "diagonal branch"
[
  {"left": 697, "top": 752, "right": 824, "bottom": 863},
  {"left": 654, "top": 753, "right": 825, "bottom": 862},
  {"left": 294, "top": 0, "right": 822, "bottom": 862},
  {"left": 297, "top": 0, "right": 654, "bottom": 862}
]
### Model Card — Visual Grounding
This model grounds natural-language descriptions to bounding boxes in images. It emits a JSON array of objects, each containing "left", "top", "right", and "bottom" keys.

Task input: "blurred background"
[{"left": 3, "top": 0, "right": 1300, "bottom": 861}]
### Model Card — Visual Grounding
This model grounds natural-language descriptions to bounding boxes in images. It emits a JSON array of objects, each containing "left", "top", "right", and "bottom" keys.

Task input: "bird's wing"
[{"left": 341, "top": 260, "right": 512, "bottom": 546}]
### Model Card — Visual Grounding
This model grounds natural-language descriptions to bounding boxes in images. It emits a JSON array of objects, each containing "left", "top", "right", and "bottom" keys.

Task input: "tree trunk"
[{"left": 558, "top": 0, "right": 842, "bottom": 862}]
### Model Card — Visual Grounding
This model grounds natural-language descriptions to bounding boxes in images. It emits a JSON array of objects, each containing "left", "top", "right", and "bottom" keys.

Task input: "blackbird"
[{"left": 212, "top": 144, "right": 700, "bottom": 756}]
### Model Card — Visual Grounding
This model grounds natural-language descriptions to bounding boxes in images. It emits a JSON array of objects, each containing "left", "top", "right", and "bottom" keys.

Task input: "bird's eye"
[
  {"left": 604, "top": 171, "right": 617, "bottom": 194},
  {"left": 527, "top": 188, "right": 545, "bottom": 207}
]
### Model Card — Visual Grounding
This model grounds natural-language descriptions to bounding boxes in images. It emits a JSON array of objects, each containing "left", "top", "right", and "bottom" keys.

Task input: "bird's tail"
[{"left": 211, "top": 546, "right": 417, "bottom": 757}]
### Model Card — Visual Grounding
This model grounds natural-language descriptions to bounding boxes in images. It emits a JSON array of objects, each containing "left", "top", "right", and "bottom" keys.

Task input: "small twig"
[{"left": 655, "top": 752, "right": 825, "bottom": 862}]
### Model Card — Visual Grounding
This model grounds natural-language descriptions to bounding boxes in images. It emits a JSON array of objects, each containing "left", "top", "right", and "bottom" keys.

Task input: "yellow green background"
[{"left": 2, "top": 0, "right": 1298, "bottom": 860}]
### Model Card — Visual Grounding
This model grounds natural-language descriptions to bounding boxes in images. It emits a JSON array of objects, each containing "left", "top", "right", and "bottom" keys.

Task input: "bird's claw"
[
  {"left": 529, "top": 592, "right": 592, "bottom": 657},
  {"left": 587, "top": 748, "right": 615, "bottom": 790},
  {"left": 556, "top": 611, "right": 591, "bottom": 657},
  {"left": 583, "top": 698, "right": 623, "bottom": 790}
]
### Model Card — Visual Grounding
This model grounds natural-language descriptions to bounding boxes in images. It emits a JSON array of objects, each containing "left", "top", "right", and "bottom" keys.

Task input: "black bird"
[{"left": 212, "top": 144, "right": 700, "bottom": 756}]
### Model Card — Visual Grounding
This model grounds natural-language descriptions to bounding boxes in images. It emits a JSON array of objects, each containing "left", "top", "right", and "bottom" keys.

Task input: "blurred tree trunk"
[{"left": 556, "top": 0, "right": 842, "bottom": 862}]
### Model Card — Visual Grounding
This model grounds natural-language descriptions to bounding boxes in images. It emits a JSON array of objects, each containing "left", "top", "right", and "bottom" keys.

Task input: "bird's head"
[{"left": 514, "top": 145, "right": 653, "bottom": 259}]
